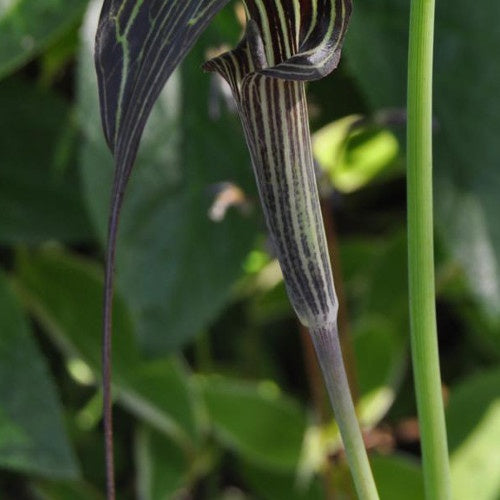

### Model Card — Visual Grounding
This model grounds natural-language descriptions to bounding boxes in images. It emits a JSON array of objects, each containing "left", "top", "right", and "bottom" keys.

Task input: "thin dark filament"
[{"left": 103, "top": 177, "right": 124, "bottom": 500}]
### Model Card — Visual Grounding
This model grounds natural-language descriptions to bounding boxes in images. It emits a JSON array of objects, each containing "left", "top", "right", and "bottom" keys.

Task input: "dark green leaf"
[
  {"left": 200, "top": 375, "right": 307, "bottom": 471},
  {"left": 32, "top": 480, "right": 105, "bottom": 500},
  {"left": 362, "top": 232, "right": 409, "bottom": 330},
  {"left": 242, "top": 460, "right": 323, "bottom": 500},
  {"left": 15, "top": 248, "right": 139, "bottom": 375},
  {"left": 0, "top": 0, "right": 87, "bottom": 78},
  {"left": 0, "top": 78, "right": 92, "bottom": 244},
  {"left": 370, "top": 454, "right": 425, "bottom": 500},
  {"left": 354, "top": 318, "right": 406, "bottom": 427},
  {"left": 80, "top": 1, "right": 258, "bottom": 353},
  {"left": 15, "top": 248, "right": 199, "bottom": 446},
  {"left": 135, "top": 426, "right": 189, "bottom": 500},
  {"left": 345, "top": 0, "right": 500, "bottom": 320},
  {"left": 0, "top": 270, "right": 78, "bottom": 479}
]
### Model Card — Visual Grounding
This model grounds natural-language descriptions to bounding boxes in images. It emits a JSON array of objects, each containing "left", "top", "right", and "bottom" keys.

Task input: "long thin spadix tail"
[
  {"left": 101, "top": 177, "right": 124, "bottom": 500},
  {"left": 95, "top": 2, "right": 231, "bottom": 499}
]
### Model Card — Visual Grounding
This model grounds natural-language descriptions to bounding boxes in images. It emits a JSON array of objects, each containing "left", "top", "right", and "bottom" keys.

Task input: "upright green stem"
[
  {"left": 311, "top": 326, "right": 379, "bottom": 500},
  {"left": 407, "top": 1, "right": 451, "bottom": 499}
]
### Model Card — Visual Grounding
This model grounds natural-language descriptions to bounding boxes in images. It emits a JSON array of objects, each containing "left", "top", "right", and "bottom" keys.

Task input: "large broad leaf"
[
  {"left": 345, "top": 0, "right": 500, "bottom": 322},
  {"left": 199, "top": 375, "right": 307, "bottom": 471},
  {"left": 0, "top": 270, "right": 78, "bottom": 479},
  {"left": 446, "top": 369, "right": 500, "bottom": 500},
  {"left": 0, "top": 78, "right": 92, "bottom": 244},
  {"left": 80, "top": 0, "right": 258, "bottom": 354},
  {"left": 0, "top": 0, "right": 87, "bottom": 79},
  {"left": 15, "top": 248, "right": 199, "bottom": 447}
]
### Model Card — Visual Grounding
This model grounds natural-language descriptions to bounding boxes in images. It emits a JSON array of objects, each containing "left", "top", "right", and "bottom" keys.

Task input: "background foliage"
[{"left": 0, "top": 0, "right": 499, "bottom": 498}]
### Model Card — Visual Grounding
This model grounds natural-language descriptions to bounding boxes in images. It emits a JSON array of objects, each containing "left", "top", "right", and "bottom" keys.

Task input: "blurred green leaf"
[
  {"left": 313, "top": 115, "right": 400, "bottom": 193},
  {"left": 200, "top": 376, "right": 307, "bottom": 471},
  {"left": 370, "top": 454, "right": 425, "bottom": 500},
  {"left": 337, "top": 234, "right": 410, "bottom": 427},
  {"left": 241, "top": 460, "right": 323, "bottom": 500},
  {"left": 32, "top": 480, "right": 104, "bottom": 500},
  {"left": 15, "top": 248, "right": 139, "bottom": 373},
  {"left": 0, "top": 0, "right": 86, "bottom": 79},
  {"left": 39, "top": 25, "right": 80, "bottom": 87},
  {"left": 0, "top": 270, "right": 78, "bottom": 479},
  {"left": 15, "top": 248, "right": 199, "bottom": 448},
  {"left": 339, "top": 238, "right": 384, "bottom": 306},
  {"left": 354, "top": 318, "right": 406, "bottom": 428},
  {"left": 0, "top": 78, "right": 92, "bottom": 244},
  {"left": 345, "top": 0, "right": 500, "bottom": 321},
  {"left": 135, "top": 426, "right": 189, "bottom": 500},
  {"left": 446, "top": 369, "right": 500, "bottom": 500},
  {"left": 78, "top": 1, "right": 259, "bottom": 355},
  {"left": 363, "top": 232, "right": 408, "bottom": 329}
]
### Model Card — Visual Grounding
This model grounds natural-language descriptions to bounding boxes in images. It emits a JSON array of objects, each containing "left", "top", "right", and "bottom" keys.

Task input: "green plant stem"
[
  {"left": 407, "top": 0, "right": 451, "bottom": 499},
  {"left": 311, "top": 325, "right": 379, "bottom": 500}
]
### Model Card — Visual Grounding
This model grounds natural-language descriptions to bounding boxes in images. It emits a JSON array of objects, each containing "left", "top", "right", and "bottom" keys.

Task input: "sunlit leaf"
[
  {"left": 313, "top": 115, "right": 400, "bottom": 193},
  {"left": 447, "top": 369, "right": 500, "bottom": 500}
]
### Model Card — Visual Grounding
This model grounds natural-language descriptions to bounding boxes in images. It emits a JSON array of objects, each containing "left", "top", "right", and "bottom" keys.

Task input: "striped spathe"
[{"left": 204, "top": 0, "right": 352, "bottom": 328}]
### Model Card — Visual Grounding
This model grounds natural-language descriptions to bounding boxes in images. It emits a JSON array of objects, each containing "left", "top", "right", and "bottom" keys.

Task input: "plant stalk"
[
  {"left": 407, "top": 0, "right": 451, "bottom": 498},
  {"left": 311, "top": 325, "right": 379, "bottom": 500}
]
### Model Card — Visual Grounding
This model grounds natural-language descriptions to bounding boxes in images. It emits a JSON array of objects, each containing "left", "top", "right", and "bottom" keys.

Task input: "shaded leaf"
[
  {"left": 354, "top": 318, "right": 406, "bottom": 428},
  {"left": 15, "top": 248, "right": 199, "bottom": 446},
  {"left": 0, "top": 78, "right": 92, "bottom": 244},
  {"left": 241, "top": 460, "right": 323, "bottom": 500},
  {"left": 370, "top": 454, "right": 425, "bottom": 500},
  {"left": 135, "top": 426, "right": 189, "bottom": 500},
  {"left": 0, "top": 270, "right": 78, "bottom": 479},
  {"left": 200, "top": 375, "right": 307, "bottom": 471},
  {"left": 0, "top": 0, "right": 86, "bottom": 78},
  {"left": 32, "top": 480, "right": 104, "bottom": 500}
]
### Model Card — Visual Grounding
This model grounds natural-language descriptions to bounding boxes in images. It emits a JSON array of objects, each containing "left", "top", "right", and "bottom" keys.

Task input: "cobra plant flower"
[{"left": 95, "top": 1, "right": 378, "bottom": 499}]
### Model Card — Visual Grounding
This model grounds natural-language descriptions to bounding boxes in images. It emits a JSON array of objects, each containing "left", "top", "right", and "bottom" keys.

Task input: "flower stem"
[
  {"left": 407, "top": 0, "right": 451, "bottom": 498},
  {"left": 311, "top": 325, "right": 379, "bottom": 500}
]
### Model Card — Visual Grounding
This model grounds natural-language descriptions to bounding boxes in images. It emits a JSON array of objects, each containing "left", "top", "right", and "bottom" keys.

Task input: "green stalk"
[
  {"left": 311, "top": 326, "right": 379, "bottom": 500},
  {"left": 407, "top": 1, "right": 451, "bottom": 499}
]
